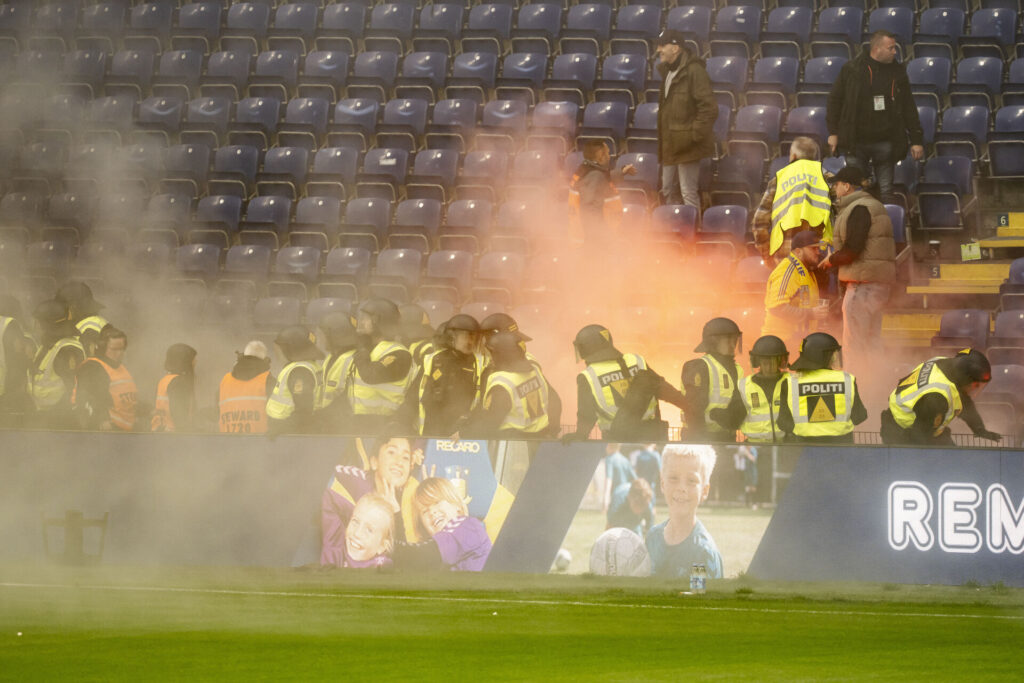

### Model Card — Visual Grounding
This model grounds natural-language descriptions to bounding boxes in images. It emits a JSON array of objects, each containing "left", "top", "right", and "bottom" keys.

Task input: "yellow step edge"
[
  {"left": 905, "top": 284, "right": 1001, "bottom": 294},
  {"left": 996, "top": 226, "right": 1024, "bottom": 237},
  {"left": 930, "top": 263, "right": 1010, "bottom": 278}
]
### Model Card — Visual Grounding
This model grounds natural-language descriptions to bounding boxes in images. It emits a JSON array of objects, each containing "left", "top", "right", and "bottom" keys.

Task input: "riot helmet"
[
  {"left": 790, "top": 332, "right": 841, "bottom": 371},
  {"left": 573, "top": 324, "right": 621, "bottom": 363},
  {"left": 694, "top": 317, "right": 742, "bottom": 355},
  {"left": 480, "top": 312, "right": 531, "bottom": 341},
  {"left": 275, "top": 325, "right": 325, "bottom": 361},
  {"left": 749, "top": 335, "right": 789, "bottom": 375},
  {"left": 319, "top": 312, "right": 358, "bottom": 352}
]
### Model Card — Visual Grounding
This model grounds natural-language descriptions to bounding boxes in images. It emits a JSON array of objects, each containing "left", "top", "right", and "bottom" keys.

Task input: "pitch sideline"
[{"left": 1, "top": 581, "right": 1022, "bottom": 622}]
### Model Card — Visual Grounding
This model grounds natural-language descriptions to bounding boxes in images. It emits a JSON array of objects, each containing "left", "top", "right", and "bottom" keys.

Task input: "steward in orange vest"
[
  {"left": 218, "top": 341, "right": 275, "bottom": 434},
  {"left": 151, "top": 343, "right": 197, "bottom": 432},
  {"left": 74, "top": 325, "right": 137, "bottom": 431}
]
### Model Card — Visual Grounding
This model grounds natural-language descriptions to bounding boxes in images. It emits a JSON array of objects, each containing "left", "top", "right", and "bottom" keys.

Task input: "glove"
[
  {"left": 561, "top": 431, "right": 584, "bottom": 445},
  {"left": 975, "top": 429, "right": 1002, "bottom": 443}
]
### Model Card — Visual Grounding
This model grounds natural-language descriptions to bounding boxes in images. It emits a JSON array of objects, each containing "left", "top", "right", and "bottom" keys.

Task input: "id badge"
[{"left": 873, "top": 95, "right": 886, "bottom": 111}]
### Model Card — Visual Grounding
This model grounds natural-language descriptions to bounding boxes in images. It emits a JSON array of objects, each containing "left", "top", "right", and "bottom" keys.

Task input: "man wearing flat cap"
[
  {"left": 819, "top": 165, "right": 895, "bottom": 375},
  {"left": 654, "top": 29, "right": 717, "bottom": 209}
]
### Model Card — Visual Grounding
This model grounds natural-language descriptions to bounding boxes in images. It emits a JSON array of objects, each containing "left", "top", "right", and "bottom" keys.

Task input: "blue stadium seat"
[
  {"left": 799, "top": 57, "right": 848, "bottom": 107},
  {"left": 366, "top": 3, "right": 416, "bottom": 55},
  {"left": 698, "top": 204, "right": 748, "bottom": 259},
  {"left": 270, "top": 245, "right": 322, "bottom": 298},
  {"left": 513, "top": 3, "right": 562, "bottom": 55},
  {"left": 885, "top": 204, "right": 906, "bottom": 244},
  {"left": 442, "top": 198, "right": 493, "bottom": 252},
  {"left": 447, "top": 51, "right": 498, "bottom": 104},
  {"left": 710, "top": 5, "right": 761, "bottom": 59},
  {"left": 144, "top": 193, "right": 192, "bottom": 239},
  {"left": 278, "top": 96, "right": 330, "bottom": 151},
  {"left": 559, "top": 4, "right": 612, "bottom": 56},
  {"left": 614, "top": 152, "right": 659, "bottom": 204},
  {"left": 391, "top": 197, "right": 443, "bottom": 252},
  {"left": 477, "top": 100, "right": 528, "bottom": 153},
  {"left": 357, "top": 148, "right": 409, "bottom": 201},
  {"left": 761, "top": 7, "right": 812, "bottom": 59},
  {"left": 397, "top": 51, "right": 449, "bottom": 103},
  {"left": 299, "top": 51, "right": 350, "bottom": 103},
  {"left": 416, "top": 3, "right": 464, "bottom": 56},
  {"left": 706, "top": 56, "right": 747, "bottom": 109},
  {"left": 990, "top": 106, "right": 1024, "bottom": 178},
  {"left": 153, "top": 49, "right": 203, "bottom": 101},
  {"left": 473, "top": 251, "right": 524, "bottom": 304},
  {"left": 176, "top": 243, "right": 221, "bottom": 281},
  {"left": 496, "top": 52, "right": 548, "bottom": 106},
  {"left": 425, "top": 98, "right": 478, "bottom": 152},
  {"left": 107, "top": 49, "right": 154, "bottom": 100},
  {"left": 527, "top": 101, "right": 577, "bottom": 153},
  {"left": 577, "top": 101, "right": 629, "bottom": 155},
  {"left": 137, "top": 96, "right": 184, "bottom": 143},
  {"left": 173, "top": 2, "right": 222, "bottom": 55},
  {"left": 342, "top": 197, "right": 392, "bottom": 252},
  {"left": 250, "top": 49, "right": 300, "bottom": 102},
  {"left": 62, "top": 49, "right": 107, "bottom": 98},
  {"left": 421, "top": 249, "right": 474, "bottom": 303},
  {"left": 202, "top": 50, "right": 251, "bottom": 101},
  {"left": 241, "top": 195, "right": 293, "bottom": 250},
  {"left": 508, "top": 149, "right": 563, "bottom": 199},
  {"left": 291, "top": 195, "right": 344, "bottom": 251},
  {"left": 651, "top": 204, "right": 698, "bottom": 243},
  {"left": 163, "top": 143, "right": 210, "bottom": 197},
  {"left": 182, "top": 96, "right": 232, "bottom": 148},
  {"left": 329, "top": 98, "right": 379, "bottom": 152},
  {"left": 253, "top": 295, "right": 302, "bottom": 330},
  {"left": 729, "top": 105, "right": 783, "bottom": 163},
  {"left": 917, "top": 105, "right": 938, "bottom": 147},
  {"left": 462, "top": 3, "right": 514, "bottom": 55},
  {"left": 915, "top": 8, "right": 964, "bottom": 61},
  {"left": 192, "top": 195, "right": 243, "bottom": 248},
  {"left": 543, "top": 53, "right": 597, "bottom": 107},
  {"left": 812, "top": 7, "right": 864, "bottom": 59},
  {"left": 407, "top": 149, "right": 459, "bottom": 203},
  {"left": 268, "top": 2, "right": 318, "bottom": 57},
  {"left": 960, "top": 8, "right": 1016, "bottom": 59},
  {"left": 611, "top": 5, "right": 662, "bottom": 57},
  {"left": 594, "top": 53, "right": 647, "bottom": 107},
  {"left": 79, "top": 2, "right": 126, "bottom": 53},
  {"left": 625, "top": 102, "right": 659, "bottom": 153},
  {"left": 747, "top": 57, "right": 799, "bottom": 109},
  {"left": 917, "top": 156, "right": 977, "bottom": 231},
  {"left": 307, "top": 147, "right": 359, "bottom": 199},
  {"left": 665, "top": 5, "right": 711, "bottom": 54},
  {"left": 458, "top": 150, "right": 508, "bottom": 203},
  {"left": 324, "top": 246, "right": 372, "bottom": 293},
  {"left": 229, "top": 96, "right": 280, "bottom": 150},
  {"left": 318, "top": 3, "right": 365, "bottom": 56},
  {"left": 935, "top": 105, "right": 989, "bottom": 162},
  {"left": 126, "top": 2, "right": 173, "bottom": 53},
  {"left": 223, "top": 2, "right": 270, "bottom": 57},
  {"left": 867, "top": 8, "right": 913, "bottom": 46},
  {"left": 782, "top": 107, "right": 829, "bottom": 149},
  {"left": 906, "top": 57, "right": 951, "bottom": 111},
  {"left": 257, "top": 146, "right": 309, "bottom": 200},
  {"left": 223, "top": 244, "right": 272, "bottom": 287},
  {"left": 369, "top": 247, "right": 424, "bottom": 301},
  {"left": 376, "top": 98, "right": 429, "bottom": 152},
  {"left": 347, "top": 50, "right": 399, "bottom": 103},
  {"left": 951, "top": 57, "right": 1003, "bottom": 109},
  {"left": 306, "top": 298, "right": 355, "bottom": 328},
  {"left": 930, "top": 309, "right": 990, "bottom": 351}
]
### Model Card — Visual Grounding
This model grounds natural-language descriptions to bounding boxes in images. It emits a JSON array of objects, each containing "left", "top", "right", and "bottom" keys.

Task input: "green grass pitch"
[{"left": 1, "top": 564, "right": 1022, "bottom": 681}]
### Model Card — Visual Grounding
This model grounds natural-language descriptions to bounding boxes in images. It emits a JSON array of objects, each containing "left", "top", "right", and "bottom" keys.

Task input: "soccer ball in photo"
[
  {"left": 589, "top": 528, "right": 651, "bottom": 577},
  {"left": 553, "top": 548, "right": 572, "bottom": 572}
]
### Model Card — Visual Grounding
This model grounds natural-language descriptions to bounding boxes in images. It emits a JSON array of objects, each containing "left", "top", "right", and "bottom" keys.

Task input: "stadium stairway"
[
  {"left": 904, "top": 262, "right": 1007, "bottom": 308},
  {"left": 880, "top": 310, "right": 943, "bottom": 352}
]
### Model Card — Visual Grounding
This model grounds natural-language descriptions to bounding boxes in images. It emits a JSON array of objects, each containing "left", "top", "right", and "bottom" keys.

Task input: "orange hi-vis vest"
[
  {"left": 568, "top": 165, "right": 623, "bottom": 241},
  {"left": 218, "top": 371, "right": 270, "bottom": 434},
  {"left": 76, "top": 357, "right": 137, "bottom": 431},
  {"left": 151, "top": 373, "right": 191, "bottom": 432}
]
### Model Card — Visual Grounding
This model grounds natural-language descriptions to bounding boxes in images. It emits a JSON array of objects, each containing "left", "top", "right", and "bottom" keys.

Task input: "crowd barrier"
[{"left": 0, "top": 431, "right": 1020, "bottom": 586}]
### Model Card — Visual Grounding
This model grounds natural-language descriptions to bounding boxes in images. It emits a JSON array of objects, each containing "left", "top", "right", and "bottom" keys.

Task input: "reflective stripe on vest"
[
  {"left": 888, "top": 358, "right": 962, "bottom": 436},
  {"left": 31, "top": 337, "right": 85, "bottom": 409},
  {"left": 683, "top": 355, "right": 743, "bottom": 434},
  {"left": 410, "top": 339, "right": 434, "bottom": 368},
  {"left": 485, "top": 368, "right": 550, "bottom": 433},
  {"left": 322, "top": 350, "right": 356, "bottom": 408},
  {"left": 219, "top": 371, "right": 270, "bottom": 433},
  {"left": 738, "top": 375, "right": 786, "bottom": 443},
  {"left": 415, "top": 350, "right": 484, "bottom": 433},
  {"left": 788, "top": 368, "right": 855, "bottom": 437},
  {"left": 77, "top": 357, "right": 137, "bottom": 431},
  {"left": 266, "top": 360, "right": 323, "bottom": 420},
  {"left": 349, "top": 341, "right": 414, "bottom": 416},
  {"left": 0, "top": 316, "right": 10, "bottom": 395},
  {"left": 769, "top": 159, "right": 833, "bottom": 255},
  {"left": 76, "top": 315, "right": 108, "bottom": 336},
  {"left": 151, "top": 373, "right": 178, "bottom": 432},
  {"left": 581, "top": 353, "right": 656, "bottom": 431}
]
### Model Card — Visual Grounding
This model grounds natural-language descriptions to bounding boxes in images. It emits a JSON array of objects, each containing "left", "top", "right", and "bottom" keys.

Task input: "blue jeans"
[
  {"left": 660, "top": 162, "right": 701, "bottom": 208},
  {"left": 846, "top": 141, "right": 895, "bottom": 201}
]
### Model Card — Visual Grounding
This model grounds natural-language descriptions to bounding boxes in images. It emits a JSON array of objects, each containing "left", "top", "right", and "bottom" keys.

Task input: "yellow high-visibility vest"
[
  {"left": 580, "top": 353, "right": 657, "bottom": 432},
  {"left": 322, "top": 350, "right": 356, "bottom": 408},
  {"left": 769, "top": 159, "right": 833, "bottom": 255},
  {"left": 31, "top": 337, "right": 84, "bottom": 409},
  {"left": 739, "top": 374, "right": 786, "bottom": 443},
  {"left": 266, "top": 360, "right": 323, "bottom": 420},
  {"left": 788, "top": 368, "right": 856, "bottom": 438},
  {"left": 889, "top": 358, "right": 962, "bottom": 436},
  {"left": 683, "top": 354, "right": 743, "bottom": 435},
  {"left": 348, "top": 341, "right": 414, "bottom": 416},
  {"left": 484, "top": 368, "right": 550, "bottom": 434}
]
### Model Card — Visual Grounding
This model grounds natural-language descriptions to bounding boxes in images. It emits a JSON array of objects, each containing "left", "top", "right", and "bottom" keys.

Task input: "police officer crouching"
[
  {"left": 411, "top": 314, "right": 484, "bottom": 437},
  {"left": 715, "top": 335, "right": 790, "bottom": 444},
  {"left": 776, "top": 332, "right": 867, "bottom": 443},
  {"left": 465, "top": 332, "right": 560, "bottom": 439},
  {"left": 348, "top": 298, "right": 415, "bottom": 434},
  {"left": 266, "top": 325, "right": 324, "bottom": 435},
  {"left": 682, "top": 318, "right": 745, "bottom": 441},
  {"left": 317, "top": 312, "right": 358, "bottom": 433},
  {"left": 880, "top": 349, "right": 1000, "bottom": 446},
  {"left": 563, "top": 324, "right": 685, "bottom": 442}
]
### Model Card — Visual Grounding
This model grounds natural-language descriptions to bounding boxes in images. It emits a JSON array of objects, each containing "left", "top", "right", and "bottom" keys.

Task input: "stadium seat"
[
  {"left": 268, "top": 2, "right": 318, "bottom": 57},
  {"left": 559, "top": 4, "right": 612, "bottom": 57},
  {"left": 407, "top": 149, "right": 459, "bottom": 203},
  {"left": 577, "top": 101, "right": 630, "bottom": 155},
  {"left": 181, "top": 96, "right": 232, "bottom": 149},
  {"left": 324, "top": 246, "right": 372, "bottom": 296},
  {"left": 798, "top": 57, "right": 848, "bottom": 108},
  {"left": 473, "top": 251, "right": 524, "bottom": 305},
  {"left": 477, "top": 100, "right": 528, "bottom": 153},
  {"left": 989, "top": 106, "right": 1024, "bottom": 179},
  {"left": 305, "top": 147, "right": 359, "bottom": 199},
  {"left": 222, "top": 244, "right": 272, "bottom": 290},
  {"left": 594, "top": 54, "right": 648, "bottom": 107},
  {"left": 299, "top": 51, "right": 350, "bottom": 104},
  {"left": 543, "top": 53, "right": 597, "bottom": 107},
  {"left": 710, "top": 5, "right": 761, "bottom": 59},
  {"left": 959, "top": 8, "right": 1016, "bottom": 59},
  {"left": 747, "top": 57, "right": 799, "bottom": 109},
  {"left": 512, "top": 3, "right": 562, "bottom": 56},
  {"left": 867, "top": 8, "right": 913, "bottom": 46},
  {"left": 249, "top": 49, "right": 300, "bottom": 103},
  {"left": 269, "top": 245, "right": 322, "bottom": 299},
  {"left": 202, "top": 50, "right": 251, "bottom": 101},
  {"left": 163, "top": 143, "right": 210, "bottom": 197},
  {"left": 342, "top": 197, "right": 392, "bottom": 252},
  {"left": 421, "top": 249, "right": 474, "bottom": 303},
  {"left": 253, "top": 295, "right": 302, "bottom": 330},
  {"left": 222, "top": 2, "right": 270, "bottom": 57},
  {"left": 289, "top": 196, "right": 344, "bottom": 252},
  {"left": 192, "top": 195, "right": 243, "bottom": 248},
  {"left": 357, "top": 148, "right": 409, "bottom": 201},
  {"left": 317, "top": 2, "right": 365, "bottom": 56},
  {"left": 209, "top": 145, "right": 260, "bottom": 198},
  {"left": 917, "top": 156, "right": 977, "bottom": 231},
  {"left": 729, "top": 105, "right": 783, "bottom": 164},
  {"left": 256, "top": 146, "right": 309, "bottom": 200},
  {"left": 366, "top": 3, "right": 415, "bottom": 55},
  {"left": 278, "top": 96, "right": 330, "bottom": 151},
  {"left": 153, "top": 49, "right": 203, "bottom": 101},
  {"left": 906, "top": 57, "right": 951, "bottom": 111},
  {"left": 388, "top": 197, "right": 443, "bottom": 253},
  {"left": 930, "top": 309, "right": 990, "bottom": 352},
  {"left": 496, "top": 52, "right": 548, "bottom": 106},
  {"left": 761, "top": 7, "right": 812, "bottom": 60},
  {"left": 664, "top": 5, "right": 709, "bottom": 55},
  {"left": 915, "top": 8, "right": 965, "bottom": 61},
  {"left": 229, "top": 96, "right": 281, "bottom": 149},
  {"left": 698, "top": 204, "right": 748, "bottom": 259},
  {"left": 176, "top": 243, "right": 221, "bottom": 282},
  {"left": 62, "top": 49, "right": 107, "bottom": 98},
  {"left": 125, "top": 2, "right": 172, "bottom": 53},
  {"left": 370, "top": 247, "right": 422, "bottom": 302},
  {"left": 397, "top": 51, "right": 449, "bottom": 103},
  {"left": 527, "top": 101, "right": 578, "bottom": 153},
  {"left": 376, "top": 98, "right": 429, "bottom": 152},
  {"left": 651, "top": 204, "right": 698, "bottom": 244},
  {"left": 446, "top": 51, "right": 498, "bottom": 105},
  {"left": 173, "top": 2, "right": 222, "bottom": 55},
  {"left": 415, "top": 4, "right": 463, "bottom": 56},
  {"left": 328, "top": 98, "right": 379, "bottom": 152},
  {"left": 706, "top": 56, "right": 747, "bottom": 109},
  {"left": 241, "top": 195, "right": 292, "bottom": 250},
  {"left": 106, "top": 49, "right": 154, "bottom": 100},
  {"left": 425, "top": 98, "right": 478, "bottom": 152},
  {"left": 461, "top": 3, "right": 514, "bottom": 56},
  {"left": 951, "top": 57, "right": 1003, "bottom": 109},
  {"left": 442, "top": 198, "right": 493, "bottom": 252},
  {"left": 136, "top": 96, "right": 184, "bottom": 143},
  {"left": 610, "top": 5, "right": 662, "bottom": 58},
  {"left": 934, "top": 106, "right": 989, "bottom": 162},
  {"left": 306, "top": 297, "right": 355, "bottom": 327},
  {"left": 457, "top": 150, "right": 508, "bottom": 202}
]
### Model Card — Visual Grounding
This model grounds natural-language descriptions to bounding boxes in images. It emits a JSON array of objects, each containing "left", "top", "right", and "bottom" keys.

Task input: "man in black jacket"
[{"left": 826, "top": 30, "right": 924, "bottom": 202}]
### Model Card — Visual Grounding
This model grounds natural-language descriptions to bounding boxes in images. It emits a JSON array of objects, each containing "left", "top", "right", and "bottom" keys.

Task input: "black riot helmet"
[
  {"left": 749, "top": 335, "right": 789, "bottom": 373},
  {"left": 55, "top": 280, "right": 104, "bottom": 317},
  {"left": 573, "top": 324, "right": 621, "bottom": 363},
  {"left": 319, "top": 312, "right": 358, "bottom": 352},
  {"left": 487, "top": 331, "right": 531, "bottom": 371},
  {"left": 694, "top": 317, "right": 742, "bottom": 354},
  {"left": 442, "top": 314, "right": 481, "bottom": 352},
  {"left": 33, "top": 299, "right": 71, "bottom": 327},
  {"left": 358, "top": 298, "right": 401, "bottom": 338},
  {"left": 275, "top": 324, "right": 325, "bottom": 361},
  {"left": 952, "top": 348, "right": 992, "bottom": 385},
  {"left": 399, "top": 303, "right": 433, "bottom": 343},
  {"left": 790, "top": 332, "right": 841, "bottom": 371},
  {"left": 480, "top": 312, "right": 531, "bottom": 341}
]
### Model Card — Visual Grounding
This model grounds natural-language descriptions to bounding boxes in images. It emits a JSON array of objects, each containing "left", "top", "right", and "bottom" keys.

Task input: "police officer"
[
  {"left": 563, "top": 324, "right": 685, "bottom": 442},
  {"left": 318, "top": 312, "right": 359, "bottom": 433},
  {"left": 55, "top": 281, "right": 109, "bottom": 357},
  {"left": 776, "top": 332, "right": 867, "bottom": 443},
  {"left": 29, "top": 300, "right": 84, "bottom": 429},
  {"left": 880, "top": 349, "right": 1000, "bottom": 446},
  {"left": 466, "top": 332, "right": 561, "bottom": 439},
  {"left": 74, "top": 325, "right": 138, "bottom": 432},
  {"left": 413, "top": 314, "right": 484, "bottom": 437},
  {"left": 716, "top": 335, "right": 790, "bottom": 444},
  {"left": 399, "top": 303, "right": 436, "bottom": 369},
  {"left": 218, "top": 340, "right": 275, "bottom": 434},
  {"left": 266, "top": 325, "right": 324, "bottom": 435},
  {"left": 0, "top": 295, "right": 32, "bottom": 425},
  {"left": 681, "top": 317, "right": 745, "bottom": 441},
  {"left": 347, "top": 298, "right": 415, "bottom": 433}
]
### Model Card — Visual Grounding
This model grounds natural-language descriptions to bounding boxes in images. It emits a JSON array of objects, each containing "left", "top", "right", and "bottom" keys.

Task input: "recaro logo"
[{"left": 888, "top": 481, "right": 1024, "bottom": 554}]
